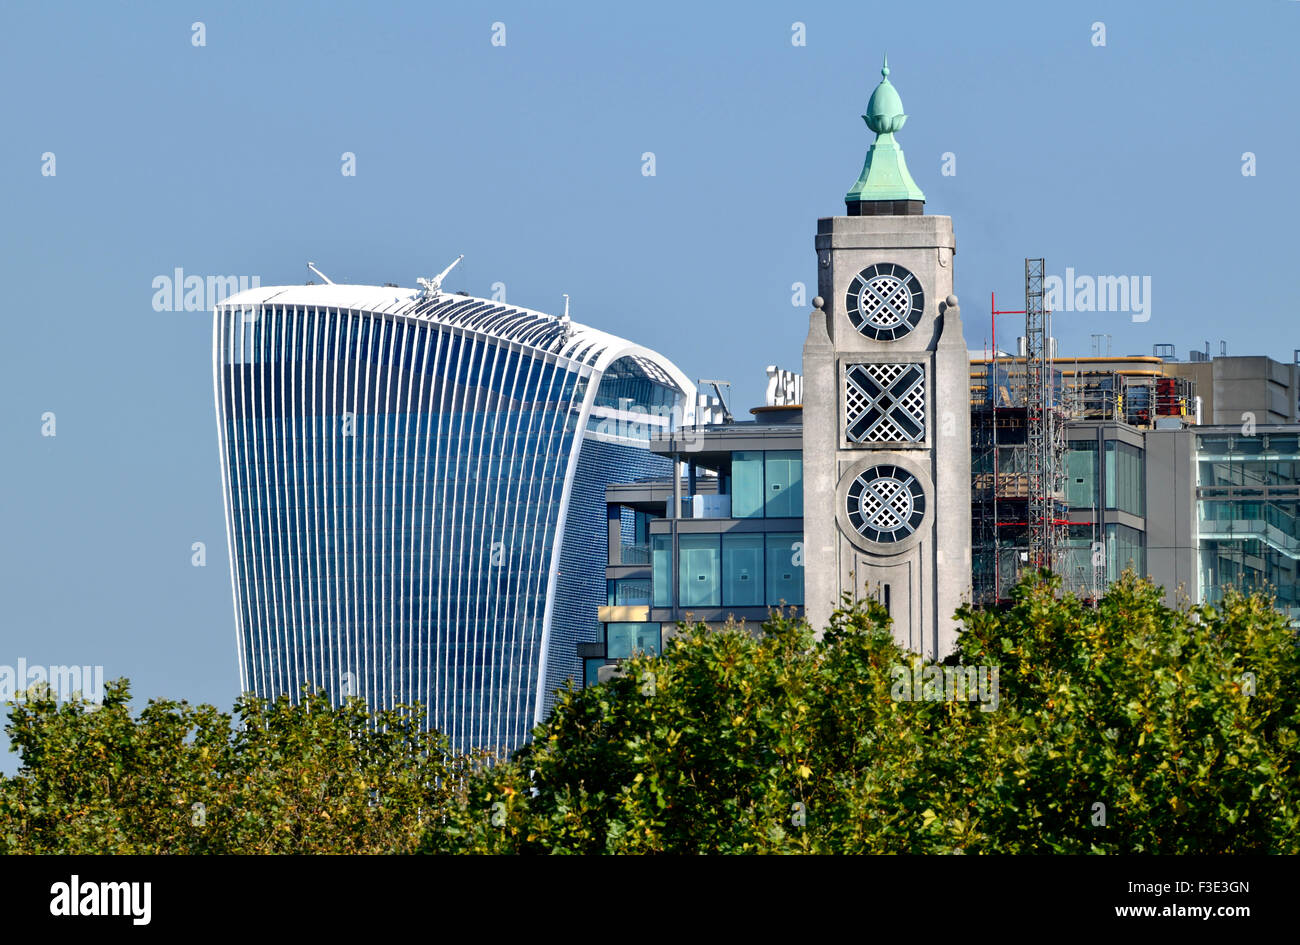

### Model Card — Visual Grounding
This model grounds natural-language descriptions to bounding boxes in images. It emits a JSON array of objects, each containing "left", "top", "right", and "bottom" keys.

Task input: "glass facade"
[
  {"left": 1197, "top": 432, "right": 1300, "bottom": 618},
  {"left": 1105, "top": 522, "right": 1145, "bottom": 581},
  {"left": 678, "top": 534, "right": 721, "bottom": 607},
  {"left": 652, "top": 534, "right": 673, "bottom": 607},
  {"left": 722, "top": 533, "right": 764, "bottom": 605},
  {"left": 605, "top": 622, "right": 661, "bottom": 658},
  {"left": 732, "top": 451, "right": 765, "bottom": 519},
  {"left": 732, "top": 450, "right": 803, "bottom": 519},
  {"left": 214, "top": 292, "right": 686, "bottom": 754},
  {"left": 607, "top": 578, "right": 652, "bottom": 606},
  {"left": 1065, "top": 441, "right": 1099, "bottom": 509},
  {"left": 1058, "top": 523, "right": 1102, "bottom": 599},
  {"left": 765, "top": 533, "right": 804, "bottom": 606},
  {"left": 548, "top": 437, "right": 672, "bottom": 711},
  {"left": 1105, "top": 440, "right": 1145, "bottom": 515},
  {"left": 1198, "top": 432, "right": 1300, "bottom": 486},
  {"left": 586, "top": 357, "right": 681, "bottom": 443},
  {"left": 1061, "top": 438, "right": 1145, "bottom": 586},
  {"left": 765, "top": 451, "right": 803, "bottom": 517},
  {"left": 656, "top": 531, "right": 804, "bottom": 610}
]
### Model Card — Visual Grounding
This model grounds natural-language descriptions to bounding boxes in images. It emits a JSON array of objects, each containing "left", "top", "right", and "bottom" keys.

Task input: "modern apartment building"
[
  {"left": 212, "top": 280, "right": 694, "bottom": 752},
  {"left": 581, "top": 401, "right": 805, "bottom": 686}
]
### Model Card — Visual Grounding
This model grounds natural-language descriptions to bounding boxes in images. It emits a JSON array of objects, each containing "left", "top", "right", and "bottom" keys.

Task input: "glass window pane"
[
  {"left": 635, "top": 624, "right": 661, "bottom": 656},
  {"left": 610, "top": 579, "right": 651, "bottom": 606},
  {"left": 1129, "top": 443, "right": 1145, "bottom": 515},
  {"left": 1104, "top": 441, "right": 1145, "bottom": 515},
  {"left": 732, "top": 451, "right": 764, "bottom": 519},
  {"left": 606, "top": 623, "right": 635, "bottom": 659},
  {"left": 606, "top": 623, "right": 660, "bottom": 659},
  {"left": 764, "top": 451, "right": 803, "bottom": 518},
  {"left": 1104, "top": 441, "right": 1117, "bottom": 509},
  {"left": 1105, "top": 523, "right": 1145, "bottom": 581},
  {"left": 679, "top": 534, "right": 721, "bottom": 607},
  {"left": 722, "top": 533, "right": 764, "bottom": 606},
  {"left": 602, "top": 622, "right": 653, "bottom": 659},
  {"left": 765, "top": 533, "right": 804, "bottom": 606},
  {"left": 1065, "top": 442, "right": 1098, "bottom": 508},
  {"left": 652, "top": 534, "right": 672, "bottom": 607}
]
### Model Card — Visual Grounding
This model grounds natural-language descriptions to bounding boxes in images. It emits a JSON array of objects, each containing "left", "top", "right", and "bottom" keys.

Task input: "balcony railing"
[
  {"left": 614, "top": 543, "right": 652, "bottom": 566},
  {"left": 608, "top": 581, "right": 652, "bottom": 606},
  {"left": 667, "top": 494, "right": 733, "bottom": 519}
]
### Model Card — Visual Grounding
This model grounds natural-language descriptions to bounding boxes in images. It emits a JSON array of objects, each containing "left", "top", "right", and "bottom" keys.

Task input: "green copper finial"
[{"left": 845, "top": 55, "right": 925, "bottom": 208}]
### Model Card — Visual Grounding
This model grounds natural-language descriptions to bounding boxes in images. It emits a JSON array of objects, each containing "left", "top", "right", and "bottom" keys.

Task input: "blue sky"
[{"left": 1, "top": 0, "right": 1296, "bottom": 770}]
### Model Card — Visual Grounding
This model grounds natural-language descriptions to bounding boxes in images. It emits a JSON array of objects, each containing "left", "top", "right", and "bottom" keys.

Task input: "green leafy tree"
[
  {"left": 0, "top": 682, "right": 466, "bottom": 854},
  {"left": 951, "top": 572, "right": 1300, "bottom": 852},
  {"left": 5, "top": 572, "right": 1295, "bottom": 854},
  {"left": 422, "top": 573, "right": 1300, "bottom": 854}
]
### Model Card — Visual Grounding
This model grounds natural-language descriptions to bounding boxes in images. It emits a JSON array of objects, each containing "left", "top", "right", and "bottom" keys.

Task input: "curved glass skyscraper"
[{"left": 212, "top": 283, "right": 693, "bottom": 752}]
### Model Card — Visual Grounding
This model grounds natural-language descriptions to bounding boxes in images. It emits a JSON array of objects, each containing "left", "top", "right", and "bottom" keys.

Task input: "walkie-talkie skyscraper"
[{"left": 213, "top": 278, "right": 693, "bottom": 752}]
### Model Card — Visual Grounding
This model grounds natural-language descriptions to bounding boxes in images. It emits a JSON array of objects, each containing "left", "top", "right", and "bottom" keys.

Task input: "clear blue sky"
[{"left": 1, "top": 0, "right": 1295, "bottom": 771}]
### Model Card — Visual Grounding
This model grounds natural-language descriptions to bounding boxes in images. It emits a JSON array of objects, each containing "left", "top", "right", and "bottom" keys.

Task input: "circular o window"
[
  {"left": 845, "top": 464, "right": 926, "bottom": 542},
  {"left": 845, "top": 263, "right": 924, "bottom": 341}
]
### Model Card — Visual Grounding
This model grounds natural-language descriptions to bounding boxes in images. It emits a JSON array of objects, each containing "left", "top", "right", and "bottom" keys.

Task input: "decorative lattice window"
[
  {"left": 845, "top": 263, "right": 924, "bottom": 341},
  {"left": 845, "top": 465, "right": 926, "bottom": 543},
  {"left": 844, "top": 362, "right": 926, "bottom": 443}
]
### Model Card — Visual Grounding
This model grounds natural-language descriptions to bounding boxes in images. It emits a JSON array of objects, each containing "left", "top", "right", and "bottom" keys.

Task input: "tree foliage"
[
  {"left": 0, "top": 683, "right": 465, "bottom": 854},
  {"left": 420, "top": 573, "right": 1300, "bottom": 854},
  {"left": 4, "top": 573, "right": 1297, "bottom": 853}
]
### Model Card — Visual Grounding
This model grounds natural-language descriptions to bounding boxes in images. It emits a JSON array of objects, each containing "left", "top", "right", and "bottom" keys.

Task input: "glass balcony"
[
  {"left": 614, "top": 542, "right": 653, "bottom": 565},
  {"left": 607, "top": 579, "right": 652, "bottom": 606},
  {"left": 667, "top": 494, "right": 733, "bottom": 519}
]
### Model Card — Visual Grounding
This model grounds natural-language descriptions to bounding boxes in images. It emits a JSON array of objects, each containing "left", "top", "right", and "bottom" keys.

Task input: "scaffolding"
[
  {"left": 970, "top": 262, "right": 1198, "bottom": 606},
  {"left": 1024, "top": 259, "right": 1066, "bottom": 571},
  {"left": 971, "top": 259, "right": 1074, "bottom": 605}
]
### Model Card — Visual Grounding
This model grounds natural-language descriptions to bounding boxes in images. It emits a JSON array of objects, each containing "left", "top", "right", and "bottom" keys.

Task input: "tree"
[
  {"left": 0, "top": 682, "right": 466, "bottom": 854},
  {"left": 421, "top": 574, "right": 1300, "bottom": 854},
  {"left": 6, "top": 573, "right": 1296, "bottom": 854}
]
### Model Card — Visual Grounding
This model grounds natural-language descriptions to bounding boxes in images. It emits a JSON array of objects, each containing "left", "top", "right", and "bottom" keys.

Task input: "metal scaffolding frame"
[
  {"left": 1025, "top": 259, "right": 1049, "bottom": 568},
  {"left": 971, "top": 258, "right": 1071, "bottom": 604},
  {"left": 971, "top": 261, "right": 1200, "bottom": 606}
]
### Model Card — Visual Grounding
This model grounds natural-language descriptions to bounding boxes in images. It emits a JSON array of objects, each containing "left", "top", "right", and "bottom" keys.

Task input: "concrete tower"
[{"left": 802, "top": 57, "right": 971, "bottom": 657}]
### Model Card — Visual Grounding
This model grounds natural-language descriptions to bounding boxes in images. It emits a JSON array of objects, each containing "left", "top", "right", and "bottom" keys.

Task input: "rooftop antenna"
[
  {"left": 558, "top": 294, "right": 572, "bottom": 339},
  {"left": 307, "top": 261, "right": 335, "bottom": 285},
  {"left": 417, "top": 254, "right": 464, "bottom": 297},
  {"left": 697, "top": 379, "right": 733, "bottom": 422}
]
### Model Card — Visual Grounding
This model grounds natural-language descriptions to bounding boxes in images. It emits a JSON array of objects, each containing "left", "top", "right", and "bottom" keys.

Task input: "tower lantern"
[{"left": 844, "top": 55, "right": 927, "bottom": 216}]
